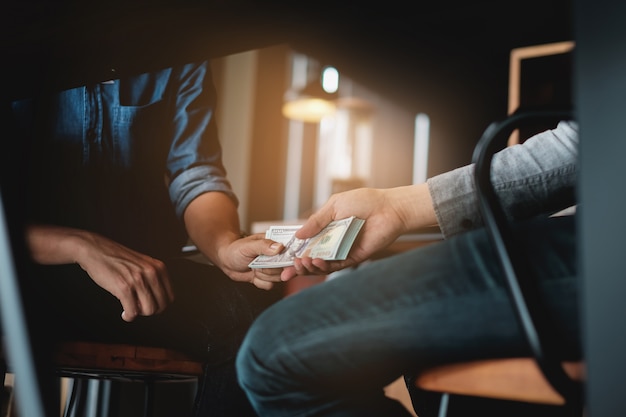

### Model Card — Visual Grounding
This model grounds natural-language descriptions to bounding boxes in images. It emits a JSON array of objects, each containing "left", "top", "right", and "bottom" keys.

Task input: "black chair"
[{"left": 414, "top": 110, "right": 585, "bottom": 416}]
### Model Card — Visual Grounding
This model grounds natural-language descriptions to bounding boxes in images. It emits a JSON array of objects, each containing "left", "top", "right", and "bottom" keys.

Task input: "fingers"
[
  {"left": 121, "top": 309, "right": 136, "bottom": 322},
  {"left": 252, "top": 267, "right": 283, "bottom": 283},
  {"left": 291, "top": 257, "right": 347, "bottom": 276},
  {"left": 114, "top": 258, "right": 173, "bottom": 322},
  {"left": 76, "top": 234, "right": 176, "bottom": 322},
  {"left": 253, "top": 257, "right": 336, "bottom": 285},
  {"left": 298, "top": 257, "right": 331, "bottom": 274},
  {"left": 157, "top": 259, "right": 175, "bottom": 302},
  {"left": 119, "top": 293, "right": 139, "bottom": 322},
  {"left": 280, "top": 266, "right": 298, "bottom": 281},
  {"left": 145, "top": 258, "right": 174, "bottom": 308},
  {"left": 243, "top": 265, "right": 284, "bottom": 290},
  {"left": 251, "top": 277, "right": 275, "bottom": 290}
]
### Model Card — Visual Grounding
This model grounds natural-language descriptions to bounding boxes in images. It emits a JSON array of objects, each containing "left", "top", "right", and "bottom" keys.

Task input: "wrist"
[
  {"left": 200, "top": 230, "right": 240, "bottom": 270},
  {"left": 391, "top": 184, "right": 438, "bottom": 232},
  {"left": 27, "top": 224, "right": 93, "bottom": 265}
]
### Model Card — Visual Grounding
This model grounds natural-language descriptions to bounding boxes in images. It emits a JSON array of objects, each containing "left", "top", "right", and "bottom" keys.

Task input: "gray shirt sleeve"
[{"left": 427, "top": 120, "right": 579, "bottom": 238}]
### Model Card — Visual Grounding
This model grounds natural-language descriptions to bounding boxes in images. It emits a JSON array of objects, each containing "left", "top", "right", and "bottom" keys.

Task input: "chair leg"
[
  {"left": 143, "top": 380, "right": 155, "bottom": 417},
  {"left": 1, "top": 360, "right": 6, "bottom": 417},
  {"left": 437, "top": 393, "right": 450, "bottom": 417},
  {"left": 63, "top": 379, "right": 80, "bottom": 417},
  {"left": 64, "top": 378, "right": 112, "bottom": 417}
]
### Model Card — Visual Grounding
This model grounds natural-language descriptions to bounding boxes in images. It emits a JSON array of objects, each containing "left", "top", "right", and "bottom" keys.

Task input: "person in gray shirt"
[{"left": 236, "top": 121, "right": 580, "bottom": 417}]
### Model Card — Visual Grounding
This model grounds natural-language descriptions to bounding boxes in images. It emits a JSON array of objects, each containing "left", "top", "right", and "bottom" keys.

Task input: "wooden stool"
[
  {"left": 54, "top": 341, "right": 204, "bottom": 417},
  {"left": 416, "top": 358, "right": 584, "bottom": 406}
]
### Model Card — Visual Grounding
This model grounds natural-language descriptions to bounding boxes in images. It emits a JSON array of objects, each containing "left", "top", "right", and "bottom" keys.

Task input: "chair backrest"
[
  {"left": 471, "top": 109, "right": 583, "bottom": 407},
  {"left": 414, "top": 110, "right": 584, "bottom": 415}
]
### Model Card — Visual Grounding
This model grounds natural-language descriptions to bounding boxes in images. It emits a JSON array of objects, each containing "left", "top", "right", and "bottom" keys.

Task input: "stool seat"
[
  {"left": 54, "top": 341, "right": 204, "bottom": 381},
  {"left": 52, "top": 340, "right": 205, "bottom": 417},
  {"left": 415, "top": 358, "right": 585, "bottom": 405}
]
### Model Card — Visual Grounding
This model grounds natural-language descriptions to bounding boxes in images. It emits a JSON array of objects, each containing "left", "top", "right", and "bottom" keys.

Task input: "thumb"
[
  {"left": 266, "top": 240, "right": 284, "bottom": 255},
  {"left": 296, "top": 212, "right": 332, "bottom": 239},
  {"left": 244, "top": 238, "right": 284, "bottom": 257}
]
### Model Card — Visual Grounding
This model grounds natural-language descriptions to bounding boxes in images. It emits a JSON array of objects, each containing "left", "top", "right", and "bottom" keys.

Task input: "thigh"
[
  {"left": 241, "top": 216, "right": 579, "bottom": 390},
  {"left": 33, "top": 258, "right": 282, "bottom": 362},
  {"left": 161, "top": 258, "right": 283, "bottom": 362}
]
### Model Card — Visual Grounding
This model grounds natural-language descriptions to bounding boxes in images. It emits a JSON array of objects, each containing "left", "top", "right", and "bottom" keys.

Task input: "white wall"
[{"left": 213, "top": 50, "right": 258, "bottom": 228}]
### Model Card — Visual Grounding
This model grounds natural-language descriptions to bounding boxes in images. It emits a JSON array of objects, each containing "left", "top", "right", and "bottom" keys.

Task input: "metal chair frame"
[{"left": 416, "top": 110, "right": 585, "bottom": 416}]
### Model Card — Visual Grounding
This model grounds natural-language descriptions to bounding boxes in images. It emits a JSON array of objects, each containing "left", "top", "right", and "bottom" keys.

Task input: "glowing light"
[
  {"left": 322, "top": 67, "right": 339, "bottom": 93},
  {"left": 282, "top": 98, "right": 337, "bottom": 123},
  {"left": 413, "top": 113, "right": 430, "bottom": 184}
]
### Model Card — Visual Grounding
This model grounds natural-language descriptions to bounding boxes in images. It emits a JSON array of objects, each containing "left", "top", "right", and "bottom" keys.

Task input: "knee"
[
  {"left": 235, "top": 327, "right": 262, "bottom": 391},
  {"left": 236, "top": 295, "right": 315, "bottom": 398},
  {"left": 236, "top": 309, "right": 282, "bottom": 394}
]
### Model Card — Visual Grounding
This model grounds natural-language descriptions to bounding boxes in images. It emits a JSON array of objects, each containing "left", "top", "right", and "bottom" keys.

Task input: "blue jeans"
[{"left": 236, "top": 216, "right": 580, "bottom": 417}]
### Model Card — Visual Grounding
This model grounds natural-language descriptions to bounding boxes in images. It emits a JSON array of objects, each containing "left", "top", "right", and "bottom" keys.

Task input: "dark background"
[
  {"left": 2, "top": 0, "right": 573, "bottom": 110},
  {"left": 8, "top": 2, "right": 625, "bottom": 417},
  {"left": 1, "top": 0, "right": 574, "bottom": 93},
  {"left": 1, "top": 0, "right": 574, "bottom": 179},
  {"left": 1, "top": 0, "right": 575, "bottom": 196}
]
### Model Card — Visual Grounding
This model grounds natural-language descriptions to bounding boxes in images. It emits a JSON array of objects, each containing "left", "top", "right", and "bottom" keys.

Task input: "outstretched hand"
[
  {"left": 280, "top": 184, "right": 437, "bottom": 281},
  {"left": 216, "top": 233, "right": 285, "bottom": 290},
  {"left": 182, "top": 191, "right": 286, "bottom": 291},
  {"left": 280, "top": 187, "right": 410, "bottom": 281}
]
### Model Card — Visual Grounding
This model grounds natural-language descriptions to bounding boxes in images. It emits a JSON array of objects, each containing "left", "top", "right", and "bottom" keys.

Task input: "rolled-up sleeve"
[
  {"left": 165, "top": 61, "right": 238, "bottom": 218},
  {"left": 427, "top": 120, "right": 579, "bottom": 238},
  {"left": 169, "top": 165, "right": 238, "bottom": 218}
]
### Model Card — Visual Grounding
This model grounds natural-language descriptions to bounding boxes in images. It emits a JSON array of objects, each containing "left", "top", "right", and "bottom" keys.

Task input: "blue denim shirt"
[
  {"left": 11, "top": 61, "right": 236, "bottom": 256},
  {"left": 428, "top": 120, "right": 578, "bottom": 237}
]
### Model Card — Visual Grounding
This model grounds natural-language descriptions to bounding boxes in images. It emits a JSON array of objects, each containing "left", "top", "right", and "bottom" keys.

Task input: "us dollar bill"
[{"left": 248, "top": 216, "right": 365, "bottom": 268}]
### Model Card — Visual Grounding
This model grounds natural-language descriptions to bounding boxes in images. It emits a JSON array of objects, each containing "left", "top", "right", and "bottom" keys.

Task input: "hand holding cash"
[{"left": 248, "top": 216, "right": 365, "bottom": 268}]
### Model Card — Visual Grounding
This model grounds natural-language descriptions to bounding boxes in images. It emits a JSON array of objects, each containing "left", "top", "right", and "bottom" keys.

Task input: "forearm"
[
  {"left": 183, "top": 191, "right": 241, "bottom": 269},
  {"left": 428, "top": 120, "right": 578, "bottom": 237},
  {"left": 385, "top": 183, "right": 438, "bottom": 233},
  {"left": 295, "top": 184, "right": 438, "bottom": 263},
  {"left": 26, "top": 224, "right": 92, "bottom": 265},
  {"left": 27, "top": 224, "right": 175, "bottom": 322}
]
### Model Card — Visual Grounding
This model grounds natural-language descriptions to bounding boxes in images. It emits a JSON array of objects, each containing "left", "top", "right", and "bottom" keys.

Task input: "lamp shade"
[{"left": 282, "top": 79, "right": 338, "bottom": 123}]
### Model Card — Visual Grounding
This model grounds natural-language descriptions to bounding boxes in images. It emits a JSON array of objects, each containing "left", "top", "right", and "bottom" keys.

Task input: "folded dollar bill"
[{"left": 248, "top": 216, "right": 365, "bottom": 268}]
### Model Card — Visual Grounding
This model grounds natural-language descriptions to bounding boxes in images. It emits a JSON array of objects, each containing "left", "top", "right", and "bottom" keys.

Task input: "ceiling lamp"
[{"left": 282, "top": 77, "right": 338, "bottom": 123}]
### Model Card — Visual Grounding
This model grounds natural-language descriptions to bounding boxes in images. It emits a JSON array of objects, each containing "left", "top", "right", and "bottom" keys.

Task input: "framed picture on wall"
[{"left": 508, "top": 41, "right": 575, "bottom": 145}]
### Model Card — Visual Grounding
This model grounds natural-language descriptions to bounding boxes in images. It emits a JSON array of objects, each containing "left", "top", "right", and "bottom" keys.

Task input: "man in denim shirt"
[
  {"left": 237, "top": 121, "right": 580, "bottom": 416},
  {"left": 11, "top": 60, "right": 285, "bottom": 416}
]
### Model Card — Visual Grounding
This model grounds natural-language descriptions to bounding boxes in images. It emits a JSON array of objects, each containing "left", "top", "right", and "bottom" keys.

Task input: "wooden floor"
[
  {"left": 2, "top": 374, "right": 14, "bottom": 417},
  {"left": 385, "top": 377, "right": 418, "bottom": 416}
]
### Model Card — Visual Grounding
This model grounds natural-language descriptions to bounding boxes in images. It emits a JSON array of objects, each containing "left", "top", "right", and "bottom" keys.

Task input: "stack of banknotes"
[{"left": 248, "top": 216, "right": 365, "bottom": 268}]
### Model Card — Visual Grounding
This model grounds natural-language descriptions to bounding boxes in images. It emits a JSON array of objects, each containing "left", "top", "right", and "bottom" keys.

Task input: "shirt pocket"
[{"left": 112, "top": 99, "right": 169, "bottom": 169}]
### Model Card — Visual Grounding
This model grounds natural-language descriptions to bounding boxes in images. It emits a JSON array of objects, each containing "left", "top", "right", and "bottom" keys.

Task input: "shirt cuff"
[
  {"left": 427, "top": 164, "right": 482, "bottom": 238},
  {"left": 169, "top": 165, "right": 238, "bottom": 218}
]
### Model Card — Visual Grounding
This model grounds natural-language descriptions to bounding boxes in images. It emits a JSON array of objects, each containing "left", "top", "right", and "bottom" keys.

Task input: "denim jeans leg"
[{"left": 237, "top": 216, "right": 579, "bottom": 417}]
